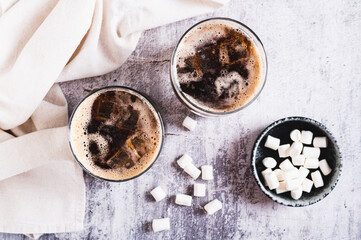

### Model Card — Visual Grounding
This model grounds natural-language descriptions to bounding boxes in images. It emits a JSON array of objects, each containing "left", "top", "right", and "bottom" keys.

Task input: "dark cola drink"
[
  {"left": 171, "top": 18, "right": 267, "bottom": 115},
  {"left": 69, "top": 87, "right": 163, "bottom": 181}
]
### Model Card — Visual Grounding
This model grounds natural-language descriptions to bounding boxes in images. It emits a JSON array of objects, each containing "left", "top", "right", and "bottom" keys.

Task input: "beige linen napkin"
[{"left": 0, "top": 0, "right": 228, "bottom": 236}]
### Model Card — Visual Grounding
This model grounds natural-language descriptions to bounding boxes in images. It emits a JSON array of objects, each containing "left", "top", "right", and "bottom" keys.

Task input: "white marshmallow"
[
  {"left": 278, "top": 144, "right": 290, "bottom": 158},
  {"left": 204, "top": 199, "right": 222, "bottom": 215},
  {"left": 291, "top": 186, "right": 303, "bottom": 200},
  {"left": 275, "top": 181, "right": 288, "bottom": 194},
  {"left": 177, "top": 154, "right": 193, "bottom": 169},
  {"left": 302, "top": 178, "right": 313, "bottom": 193},
  {"left": 304, "top": 158, "right": 319, "bottom": 169},
  {"left": 264, "top": 135, "right": 280, "bottom": 150},
  {"left": 201, "top": 165, "right": 213, "bottom": 180},
  {"left": 319, "top": 159, "right": 332, "bottom": 176},
  {"left": 261, "top": 168, "right": 272, "bottom": 186},
  {"left": 194, "top": 183, "right": 206, "bottom": 197},
  {"left": 150, "top": 186, "right": 166, "bottom": 202},
  {"left": 264, "top": 171, "right": 280, "bottom": 190},
  {"left": 283, "top": 168, "right": 299, "bottom": 181},
  {"left": 303, "top": 147, "right": 321, "bottom": 158},
  {"left": 175, "top": 194, "right": 192, "bottom": 206},
  {"left": 298, "top": 166, "right": 310, "bottom": 179},
  {"left": 182, "top": 116, "right": 197, "bottom": 131},
  {"left": 301, "top": 130, "right": 313, "bottom": 144},
  {"left": 313, "top": 137, "right": 327, "bottom": 148},
  {"left": 289, "top": 141, "right": 303, "bottom": 157},
  {"left": 152, "top": 218, "right": 170, "bottom": 232},
  {"left": 286, "top": 178, "right": 301, "bottom": 191},
  {"left": 292, "top": 154, "right": 306, "bottom": 166},
  {"left": 183, "top": 163, "right": 201, "bottom": 179},
  {"left": 290, "top": 129, "right": 301, "bottom": 142},
  {"left": 274, "top": 169, "right": 285, "bottom": 181},
  {"left": 279, "top": 159, "right": 294, "bottom": 171},
  {"left": 262, "top": 157, "right": 277, "bottom": 169},
  {"left": 311, "top": 170, "right": 324, "bottom": 188}
]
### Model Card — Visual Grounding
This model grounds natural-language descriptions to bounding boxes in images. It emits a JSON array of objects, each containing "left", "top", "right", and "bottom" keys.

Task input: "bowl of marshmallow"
[{"left": 251, "top": 116, "right": 342, "bottom": 207}]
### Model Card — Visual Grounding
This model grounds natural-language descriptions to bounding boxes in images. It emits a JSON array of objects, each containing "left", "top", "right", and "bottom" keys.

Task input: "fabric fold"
[
  {"left": 0, "top": 126, "right": 72, "bottom": 181},
  {"left": 0, "top": 0, "right": 96, "bottom": 129}
]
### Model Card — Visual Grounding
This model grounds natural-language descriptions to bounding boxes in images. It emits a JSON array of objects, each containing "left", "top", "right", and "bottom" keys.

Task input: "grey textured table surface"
[{"left": 2, "top": 0, "right": 361, "bottom": 239}]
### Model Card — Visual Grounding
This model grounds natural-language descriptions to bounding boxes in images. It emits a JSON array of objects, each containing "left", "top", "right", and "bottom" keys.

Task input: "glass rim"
[
  {"left": 68, "top": 85, "right": 165, "bottom": 182},
  {"left": 170, "top": 17, "right": 268, "bottom": 116}
]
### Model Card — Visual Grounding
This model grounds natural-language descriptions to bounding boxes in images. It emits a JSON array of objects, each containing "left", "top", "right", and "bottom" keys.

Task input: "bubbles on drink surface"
[
  {"left": 175, "top": 20, "right": 263, "bottom": 112},
  {"left": 70, "top": 88, "right": 163, "bottom": 180}
]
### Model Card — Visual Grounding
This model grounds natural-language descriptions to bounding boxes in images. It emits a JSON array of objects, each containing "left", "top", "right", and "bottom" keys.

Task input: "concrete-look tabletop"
[{"left": 2, "top": 0, "right": 361, "bottom": 239}]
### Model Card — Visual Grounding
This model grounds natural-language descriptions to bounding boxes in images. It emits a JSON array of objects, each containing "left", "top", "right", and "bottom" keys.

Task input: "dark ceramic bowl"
[{"left": 251, "top": 116, "right": 342, "bottom": 207}]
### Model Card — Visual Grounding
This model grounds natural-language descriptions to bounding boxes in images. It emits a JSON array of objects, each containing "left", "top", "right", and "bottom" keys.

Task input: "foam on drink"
[
  {"left": 174, "top": 19, "right": 265, "bottom": 112},
  {"left": 69, "top": 87, "right": 163, "bottom": 181}
]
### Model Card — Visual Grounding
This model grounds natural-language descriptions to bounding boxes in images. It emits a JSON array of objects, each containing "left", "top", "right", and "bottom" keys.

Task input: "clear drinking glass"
[
  {"left": 170, "top": 17, "right": 267, "bottom": 117},
  {"left": 68, "top": 86, "right": 164, "bottom": 182}
]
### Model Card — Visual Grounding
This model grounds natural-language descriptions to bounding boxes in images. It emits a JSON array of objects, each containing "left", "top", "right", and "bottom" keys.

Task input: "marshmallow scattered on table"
[
  {"left": 319, "top": 159, "right": 332, "bottom": 176},
  {"left": 264, "top": 135, "right": 280, "bottom": 150},
  {"left": 182, "top": 116, "right": 197, "bottom": 131},
  {"left": 183, "top": 163, "right": 201, "bottom": 179},
  {"left": 313, "top": 137, "right": 327, "bottom": 148},
  {"left": 278, "top": 144, "right": 290, "bottom": 158},
  {"left": 274, "top": 169, "right": 285, "bottom": 181},
  {"left": 311, "top": 170, "right": 324, "bottom": 188},
  {"left": 289, "top": 141, "right": 303, "bottom": 157},
  {"left": 292, "top": 154, "right": 306, "bottom": 166},
  {"left": 302, "top": 178, "right": 314, "bottom": 193},
  {"left": 177, "top": 154, "right": 193, "bottom": 169},
  {"left": 175, "top": 194, "right": 192, "bottom": 206},
  {"left": 150, "top": 186, "right": 166, "bottom": 202},
  {"left": 194, "top": 183, "right": 206, "bottom": 197},
  {"left": 291, "top": 186, "right": 303, "bottom": 200},
  {"left": 290, "top": 129, "right": 301, "bottom": 142},
  {"left": 264, "top": 171, "right": 279, "bottom": 190},
  {"left": 261, "top": 168, "right": 272, "bottom": 186},
  {"left": 279, "top": 159, "right": 294, "bottom": 171},
  {"left": 152, "top": 218, "right": 170, "bottom": 232},
  {"left": 304, "top": 158, "right": 319, "bottom": 169},
  {"left": 201, "top": 165, "right": 213, "bottom": 180},
  {"left": 303, "top": 146, "right": 321, "bottom": 158},
  {"left": 204, "top": 199, "right": 222, "bottom": 215},
  {"left": 301, "top": 130, "right": 313, "bottom": 144},
  {"left": 262, "top": 157, "right": 277, "bottom": 169}
]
